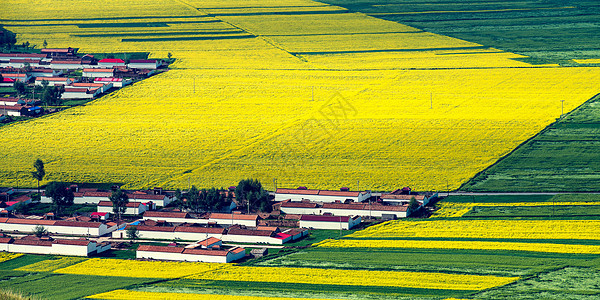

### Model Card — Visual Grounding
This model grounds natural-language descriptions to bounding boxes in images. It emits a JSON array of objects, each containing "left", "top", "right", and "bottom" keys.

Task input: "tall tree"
[
  {"left": 109, "top": 188, "right": 129, "bottom": 222},
  {"left": 42, "top": 39, "right": 48, "bottom": 48},
  {"left": 235, "top": 179, "right": 270, "bottom": 213},
  {"left": 45, "top": 182, "right": 74, "bottom": 216},
  {"left": 31, "top": 158, "right": 45, "bottom": 194},
  {"left": 186, "top": 186, "right": 200, "bottom": 213}
]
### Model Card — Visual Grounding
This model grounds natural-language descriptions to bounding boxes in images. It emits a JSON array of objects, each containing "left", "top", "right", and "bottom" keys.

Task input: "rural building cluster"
[
  {"left": 0, "top": 47, "right": 163, "bottom": 119},
  {"left": 0, "top": 184, "right": 434, "bottom": 263}
]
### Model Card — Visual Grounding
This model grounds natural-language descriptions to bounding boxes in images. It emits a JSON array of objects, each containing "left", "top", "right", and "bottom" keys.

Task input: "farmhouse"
[
  {"left": 129, "top": 193, "right": 172, "bottom": 207},
  {"left": 94, "top": 77, "right": 131, "bottom": 87},
  {"left": 143, "top": 211, "right": 208, "bottom": 224},
  {"left": 61, "top": 87, "right": 101, "bottom": 99},
  {"left": 208, "top": 213, "right": 259, "bottom": 227},
  {"left": 136, "top": 243, "right": 245, "bottom": 263},
  {"left": 0, "top": 217, "right": 117, "bottom": 237},
  {"left": 82, "top": 68, "right": 114, "bottom": 78},
  {"left": 72, "top": 82, "right": 112, "bottom": 93},
  {"left": 279, "top": 201, "right": 408, "bottom": 218},
  {"left": 0, "top": 53, "right": 48, "bottom": 61},
  {"left": 128, "top": 59, "right": 159, "bottom": 69},
  {"left": 98, "top": 58, "right": 126, "bottom": 68},
  {"left": 41, "top": 48, "right": 78, "bottom": 58},
  {"left": 0, "top": 105, "right": 25, "bottom": 116},
  {"left": 0, "top": 77, "right": 15, "bottom": 87},
  {"left": 29, "top": 68, "right": 62, "bottom": 77},
  {"left": 114, "top": 223, "right": 225, "bottom": 240},
  {"left": 1, "top": 73, "right": 31, "bottom": 82},
  {"left": 7, "top": 59, "right": 43, "bottom": 68},
  {"left": 275, "top": 187, "right": 371, "bottom": 203},
  {"left": 380, "top": 191, "right": 437, "bottom": 206},
  {"left": 299, "top": 215, "right": 361, "bottom": 230},
  {"left": 97, "top": 201, "right": 152, "bottom": 215},
  {"left": 50, "top": 60, "right": 83, "bottom": 70},
  {"left": 222, "top": 226, "right": 291, "bottom": 245},
  {"left": 35, "top": 77, "right": 73, "bottom": 86},
  {"left": 0, "top": 236, "right": 110, "bottom": 256}
]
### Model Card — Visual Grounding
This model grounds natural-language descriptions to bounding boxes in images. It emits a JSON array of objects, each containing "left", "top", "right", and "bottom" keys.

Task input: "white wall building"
[
  {"left": 275, "top": 188, "right": 371, "bottom": 203},
  {"left": 97, "top": 201, "right": 149, "bottom": 215},
  {"left": 279, "top": 201, "right": 407, "bottom": 218},
  {"left": 82, "top": 68, "right": 114, "bottom": 78},
  {"left": 0, "top": 236, "right": 110, "bottom": 256},
  {"left": 35, "top": 77, "right": 73, "bottom": 86},
  {"left": 128, "top": 59, "right": 159, "bottom": 69},
  {"left": 143, "top": 211, "right": 208, "bottom": 224},
  {"left": 0, "top": 218, "right": 114, "bottom": 237},
  {"left": 136, "top": 244, "right": 245, "bottom": 263},
  {"left": 208, "top": 213, "right": 258, "bottom": 227},
  {"left": 299, "top": 215, "right": 361, "bottom": 230}
]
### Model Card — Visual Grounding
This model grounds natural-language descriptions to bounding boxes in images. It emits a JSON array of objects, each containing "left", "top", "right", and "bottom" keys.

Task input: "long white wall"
[
  {"left": 0, "top": 223, "right": 110, "bottom": 237},
  {"left": 280, "top": 206, "right": 406, "bottom": 218},
  {"left": 221, "top": 234, "right": 283, "bottom": 245},
  {"left": 299, "top": 218, "right": 360, "bottom": 230},
  {"left": 142, "top": 216, "right": 209, "bottom": 224},
  {"left": 209, "top": 218, "right": 256, "bottom": 227},
  {"left": 3, "top": 243, "right": 98, "bottom": 256}
]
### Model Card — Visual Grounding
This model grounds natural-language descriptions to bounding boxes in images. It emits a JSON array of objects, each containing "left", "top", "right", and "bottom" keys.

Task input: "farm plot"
[{"left": 1, "top": 0, "right": 600, "bottom": 192}]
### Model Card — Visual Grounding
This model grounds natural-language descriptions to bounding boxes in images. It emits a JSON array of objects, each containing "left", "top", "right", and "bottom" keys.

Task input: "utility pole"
[{"left": 430, "top": 93, "right": 433, "bottom": 109}]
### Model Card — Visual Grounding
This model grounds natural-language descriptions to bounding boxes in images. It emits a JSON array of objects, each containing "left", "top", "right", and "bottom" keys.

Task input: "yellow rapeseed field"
[
  {"left": 0, "top": 252, "right": 22, "bottom": 263},
  {"left": 432, "top": 201, "right": 600, "bottom": 218},
  {"left": 16, "top": 256, "right": 87, "bottom": 272},
  {"left": 187, "top": 265, "right": 519, "bottom": 290},
  {"left": 317, "top": 239, "right": 600, "bottom": 254},
  {"left": 86, "top": 290, "right": 344, "bottom": 300},
  {"left": 53, "top": 258, "right": 224, "bottom": 278},
  {"left": 1, "top": 0, "right": 599, "bottom": 191},
  {"left": 348, "top": 219, "right": 600, "bottom": 240}
]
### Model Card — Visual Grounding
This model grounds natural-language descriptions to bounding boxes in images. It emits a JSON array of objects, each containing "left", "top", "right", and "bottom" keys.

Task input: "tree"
[
  {"left": 45, "top": 182, "right": 74, "bottom": 216},
  {"left": 186, "top": 186, "right": 200, "bottom": 213},
  {"left": 42, "top": 39, "right": 48, "bottom": 48},
  {"left": 235, "top": 179, "right": 270, "bottom": 213},
  {"left": 407, "top": 196, "right": 421, "bottom": 217},
  {"left": 167, "top": 52, "right": 172, "bottom": 59},
  {"left": 109, "top": 188, "right": 129, "bottom": 222},
  {"left": 42, "top": 85, "right": 64, "bottom": 106},
  {"left": 31, "top": 158, "right": 45, "bottom": 194},
  {"left": 126, "top": 226, "right": 138, "bottom": 242},
  {"left": 13, "top": 81, "right": 26, "bottom": 96},
  {"left": 33, "top": 225, "right": 48, "bottom": 238}
]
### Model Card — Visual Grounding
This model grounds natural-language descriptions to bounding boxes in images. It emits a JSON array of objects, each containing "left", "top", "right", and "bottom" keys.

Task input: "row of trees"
[{"left": 14, "top": 78, "right": 64, "bottom": 106}]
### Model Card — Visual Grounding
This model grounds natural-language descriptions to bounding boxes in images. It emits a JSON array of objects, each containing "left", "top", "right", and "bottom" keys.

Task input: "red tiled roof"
[
  {"left": 6, "top": 218, "right": 56, "bottom": 225},
  {"left": 209, "top": 213, "right": 258, "bottom": 221},
  {"left": 133, "top": 225, "right": 175, "bottom": 232},
  {"left": 273, "top": 233, "right": 292, "bottom": 240},
  {"left": 129, "top": 59, "right": 156, "bottom": 63},
  {"left": 0, "top": 105, "right": 23, "bottom": 111},
  {"left": 0, "top": 237, "right": 14, "bottom": 244},
  {"left": 51, "top": 60, "right": 81, "bottom": 64},
  {"left": 54, "top": 239, "right": 91, "bottom": 246},
  {"left": 128, "top": 194, "right": 165, "bottom": 200},
  {"left": 83, "top": 191, "right": 112, "bottom": 197},
  {"left": 1, "top": 78, "right": 16, "bottom": 83},
  {"left": 0, "top": 73, "right": 27, "bottom": 77},
  {"left": 281, "top": 202, "right": 318, "bottom": 208},
  {"left": 36, "top": 77, "right": 69, "bottom": 81},
  {"left": 318, "top": 190, "right": 360, "bottom": 197},
  {"left": 138, "top": 245, "right": 183, "bottom": 253},
  {"left": 9, "top": 59, "right": 41, "bottom": 63},
  {"left": 42, "top": 48, "right": 74, "bottom": 53},
  {"left": 174, "top": 226, "right": 225, "bottom": 234},
  {"left": 83, "top": 68, "right": 114, "bottom": 72},
  {"left": 380, "top": 194, "right": 425, "bottom": 200},
  {"left": 182, "top": 248, "right": 228, "bottom": 256},
  {"left": 144, "top": 211, "right": 189, "bottom": 219},
  {"left": 72, "top": 83, "right": 105, "bottom": 87},
  {"left": 94, "top": 77, "right": 122, "bottom": 82},
  {"left": 198, "top": 237, "right": 221, "bottom": 246},
  {"left": 13, "top": 239, "right": 53, "bottom": 246},
  {"left": 0, "top": 53, "right": 46, "bottom": 58},
  {"left": 300, "top": 215, "right": 350, "bottom": 222},
  {"left": 98, "top": 58, "right": 125, "bottom": 63},
  {"left": 64, "top": 87, "right": 89, "bottom": 93},
  {"left": 227, "top": 228, "right": 273, "bottom": 237},
  {"left": 276, "top": 188, "right": 319, "bottom": 195},
  {"left": 0, "top": 218, "right": 9, "bottom": 223},
  {"left": 54, "top": 221, "right": 102, "bottom": 228},
  {"left": 230, "top": 246, "right": 245, "bottom": 254},
  {"left": 91, "top": 212, "right": 108, "bottom": 217}
]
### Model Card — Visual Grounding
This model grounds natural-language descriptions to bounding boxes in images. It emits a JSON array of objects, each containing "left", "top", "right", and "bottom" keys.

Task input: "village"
[
  {"left": 0, "top": 47, "right": 166, "bottom": 122},
  {"left": 0, "top": 184, "right": 436, "bottom": 263}
]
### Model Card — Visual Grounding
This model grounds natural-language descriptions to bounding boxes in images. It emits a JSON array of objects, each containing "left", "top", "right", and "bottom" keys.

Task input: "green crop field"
[
  {"left": 464, "top": 94, "right": 600, "bottom": 192},
  {"left": 318, "top": 0, "right": 600, "bottom": 64}
]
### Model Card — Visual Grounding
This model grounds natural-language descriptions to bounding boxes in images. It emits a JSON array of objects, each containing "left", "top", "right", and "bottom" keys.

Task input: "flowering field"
[
  {"left": 187, "top": 265, "right": 519, "bottom": 291},
  {"left": 53, "top": 258, "right": 224, "bottom": 279},
  {"left": 87, "top": 290, "right": 343, "bottom": 300},
  {"left": 0, "top": 253, "right": 23, "bottom": 263},
  {"left": 316, "top": 239, "right": 600, "bottom": 254},
  {"left": 1, "top": 0, "right": 600, "bottom": 191},
  {"left": 348, "top": 219, "right": 600, "bottom": 240},
  {"left": 16, "top": 256, "right": 87, "bottom": 272}
]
